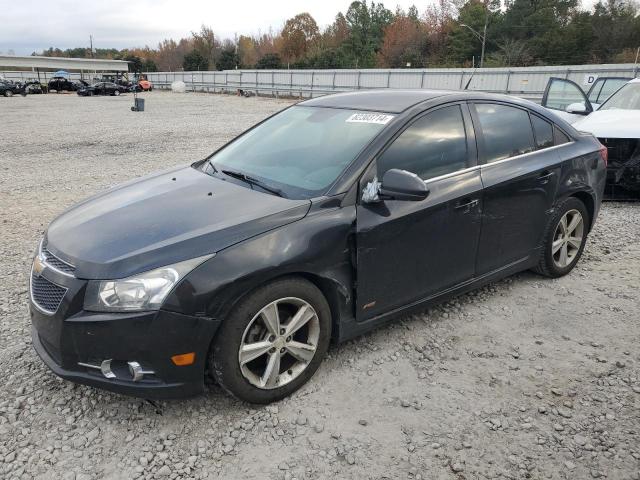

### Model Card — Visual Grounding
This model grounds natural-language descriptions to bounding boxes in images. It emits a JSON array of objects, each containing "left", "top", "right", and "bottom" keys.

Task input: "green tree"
[
  {"left": 216, "top": 48, "right": 239, "bottom": 70},
  {"left": 183, "top": 49, "right": 209, "bottom": 71},
  {"left": 256, "top": 53, "right": 283, "bottom": 69}
]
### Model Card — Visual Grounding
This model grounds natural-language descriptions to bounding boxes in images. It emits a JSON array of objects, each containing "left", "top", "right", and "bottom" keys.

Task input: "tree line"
[{"left": 36, "top": 0, "right": 640, "bottom": 71}]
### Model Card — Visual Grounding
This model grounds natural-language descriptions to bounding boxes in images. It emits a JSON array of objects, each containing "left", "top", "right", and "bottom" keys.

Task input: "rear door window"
[{"left": 474, "top": 103, "right": 535, "bottom": 163}]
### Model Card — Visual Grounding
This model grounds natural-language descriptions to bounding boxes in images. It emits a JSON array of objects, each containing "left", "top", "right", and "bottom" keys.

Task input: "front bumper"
[{"left": 29, "top": 265, "right": 221, "bottom": 399}]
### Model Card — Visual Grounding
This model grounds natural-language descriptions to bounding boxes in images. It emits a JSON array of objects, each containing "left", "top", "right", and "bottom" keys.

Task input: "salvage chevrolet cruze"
[{"left": 30, "top": 90, "right": 606, "bottom": 403}]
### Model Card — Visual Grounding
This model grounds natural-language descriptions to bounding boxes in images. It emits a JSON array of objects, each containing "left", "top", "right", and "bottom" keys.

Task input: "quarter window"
[
  {"left": 531, "top": 115, "right": 554, "bottom": 149},
  {"left": 554, "top": 127, "right": 570, "bottom": 145},
  {"left": 377, "top": 105, "right": 468, "bottom": 181},
  {"left": 475, "top": 104, "right": 535, "bottom": 163}
]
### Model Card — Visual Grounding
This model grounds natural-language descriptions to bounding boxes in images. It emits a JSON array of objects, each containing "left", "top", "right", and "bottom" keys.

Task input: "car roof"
[{"left": 299, "top": 89, "right": 454, "bottom": 113}]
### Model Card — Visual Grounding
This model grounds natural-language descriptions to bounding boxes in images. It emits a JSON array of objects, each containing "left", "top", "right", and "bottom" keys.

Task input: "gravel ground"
[{"left": 1, "top": 91, "right": 639, "bottom": 480}]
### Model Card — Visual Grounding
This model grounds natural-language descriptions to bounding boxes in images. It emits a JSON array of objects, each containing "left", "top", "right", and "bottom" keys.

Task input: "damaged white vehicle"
[{"left": 542, "top": 77, "right": 640, "bottom": 199}]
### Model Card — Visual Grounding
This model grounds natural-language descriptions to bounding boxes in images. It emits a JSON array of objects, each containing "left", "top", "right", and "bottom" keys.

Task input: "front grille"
[
  {"left": 31, "top": 274, "right": 67, "bottom": 314},
  {"left": 42, "top": 247, "right": 76, "bottom": 274}
]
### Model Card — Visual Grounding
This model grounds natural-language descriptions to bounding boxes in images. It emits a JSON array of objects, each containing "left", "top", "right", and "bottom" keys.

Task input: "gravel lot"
[{"left": 1, "top": 91, "right": 639, "bottom": 480}]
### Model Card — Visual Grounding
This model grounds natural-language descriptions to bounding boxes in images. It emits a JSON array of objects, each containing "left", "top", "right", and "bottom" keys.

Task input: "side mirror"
[
  {"left": 380, "top": 169, "right": 429, "bottom": 201},
  {"left": 566, "top": 102, "right": 589, "bottom": 115}
]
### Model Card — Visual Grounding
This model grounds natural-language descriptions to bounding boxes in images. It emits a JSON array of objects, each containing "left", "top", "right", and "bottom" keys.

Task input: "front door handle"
[
  {"left": 454, "top": 198, "right": 479, "bottom": 211},
  {"left": 538, "top": 171, "right": 555, "bottom": 184}
]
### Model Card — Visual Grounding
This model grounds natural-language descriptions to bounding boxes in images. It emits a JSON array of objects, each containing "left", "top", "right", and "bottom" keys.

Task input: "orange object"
[
  {"left": 171, "top": 352, "right": 195, "bottom": 366},
  {"left": 138, "top": 79, "right": 153, "bottom": 91}
]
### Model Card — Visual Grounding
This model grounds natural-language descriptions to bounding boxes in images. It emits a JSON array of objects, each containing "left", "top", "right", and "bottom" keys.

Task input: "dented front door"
[{"left": 355, "top": 169, "right": 483, "bottom": 321}]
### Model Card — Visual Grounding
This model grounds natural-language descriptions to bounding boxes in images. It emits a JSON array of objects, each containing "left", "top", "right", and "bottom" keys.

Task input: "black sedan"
[
  {"left": 77, "top": 82, "right": 128, "bottom": 96},
  {"left": 0, "top": 80, "right": 23, "bottom": 97},
  {"left": 29, "top": 90, "right": 606, "bottom": 403}
]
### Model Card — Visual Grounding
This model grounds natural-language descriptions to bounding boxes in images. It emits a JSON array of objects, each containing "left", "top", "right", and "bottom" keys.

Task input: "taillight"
[{"left": 598, "top": 143, "right": 608, "bottom": 167}]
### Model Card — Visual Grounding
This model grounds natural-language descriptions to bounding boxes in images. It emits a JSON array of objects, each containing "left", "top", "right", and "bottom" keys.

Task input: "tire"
[
  {"left": 210, "top": 277, "right": 332, "bottom": 404},
  {"left": 114, "top": 90, "right": 120, "bottom": 96},
  {"left": 5, "top": 90, "right": 13, "bottom": 97},
  {"left": 533, "top": 197, "right": 590, "bottom": 278}
]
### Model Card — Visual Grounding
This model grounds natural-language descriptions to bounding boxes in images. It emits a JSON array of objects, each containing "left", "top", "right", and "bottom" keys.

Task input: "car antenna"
[{"left": 464, "top": 67, "right": 477, "bottom": 90}]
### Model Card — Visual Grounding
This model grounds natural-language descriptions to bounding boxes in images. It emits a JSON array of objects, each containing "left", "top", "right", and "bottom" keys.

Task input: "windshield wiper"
[{"left": 221, "top": 169, "right": 285, "bottom": 197}]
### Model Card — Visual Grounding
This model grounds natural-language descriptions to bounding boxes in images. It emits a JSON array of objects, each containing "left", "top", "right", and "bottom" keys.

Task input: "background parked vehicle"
[
  {"left": 22, "top": 80, "right": 44, "bottom": 94},
  {"left": 77, "top": 82, "right": 129, "bottom": 96},
  {"left": 135, "top": 74, "right": 153, "bottom": 91},
  {"left": 48, "top": 77, "right": 87, "bottom": 93},
  {"left": 0, "top": 80, "right": 22, "bottom": 97},
  {"left": 542, "top": 77, "right": 640, "bottom": 199}
]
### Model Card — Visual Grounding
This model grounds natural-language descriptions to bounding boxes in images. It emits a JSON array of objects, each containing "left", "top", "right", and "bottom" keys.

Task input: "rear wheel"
[
  {"left": 534, "top": 197, "right": 589, "bottom": 278},
  {"left": 4, "top": 90, "right": 13, "bottom": 97},
  {"left": 210, "top": 277, "right": 331, "bottom": 404},
  {"left": 114, "top": 90, "right": 120, "bottom": 96}
]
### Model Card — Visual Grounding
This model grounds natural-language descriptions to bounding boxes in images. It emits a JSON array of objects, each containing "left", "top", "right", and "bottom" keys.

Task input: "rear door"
[
  {"left": 355, "top": 104, "right": 483, "bottom": 320},
  {"left": 471, "top": 102, "right": 562, "bottom": 275},
  {"left": 542, "top": 78, "right": 593, "bottom": 124}
]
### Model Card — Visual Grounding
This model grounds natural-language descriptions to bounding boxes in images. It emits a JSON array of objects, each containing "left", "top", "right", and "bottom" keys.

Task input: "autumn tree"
[
  {"left": 280, "top": 13, "right": 320, "bottom": 66},
  {"left": 377, "top": 15, "right": 427, "bottom": 67},
  {"left": 192, "top": 25, "right": 220, "bottom": 69},
  {"left": 237, "top": 35, "right": 258, "bottom": 68}
]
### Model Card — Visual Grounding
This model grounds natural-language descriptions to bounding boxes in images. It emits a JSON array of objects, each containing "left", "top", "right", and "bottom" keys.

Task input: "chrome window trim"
[
  {"left": 422, "top": 165, "right": 481, "bottom": 185},
  {"left": 479, "top": 141, "right": 575, "bottom": 169}
]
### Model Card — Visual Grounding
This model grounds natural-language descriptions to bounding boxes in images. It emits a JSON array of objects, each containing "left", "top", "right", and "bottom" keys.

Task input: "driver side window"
[{"left": 377, "top": 105, "right": 469, "bottom": 181}]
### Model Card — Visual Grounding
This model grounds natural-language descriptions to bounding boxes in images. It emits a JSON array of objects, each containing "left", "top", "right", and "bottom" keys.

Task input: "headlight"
[{"left": 83, "top": 255, "right": 213, "bottom": 312}]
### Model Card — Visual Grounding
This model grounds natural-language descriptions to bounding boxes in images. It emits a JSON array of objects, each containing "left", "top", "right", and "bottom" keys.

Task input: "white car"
[{"left": 542, "top": 77, "right": 640, "bottom": 199}]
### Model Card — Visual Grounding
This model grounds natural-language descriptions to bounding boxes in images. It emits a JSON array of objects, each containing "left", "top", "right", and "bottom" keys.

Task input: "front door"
[
  {"left": 541, "top": 77, "right": 593, "bottom": 124},
  {"left": 355, "top": 104, "right": 483, "bottom": 321}
]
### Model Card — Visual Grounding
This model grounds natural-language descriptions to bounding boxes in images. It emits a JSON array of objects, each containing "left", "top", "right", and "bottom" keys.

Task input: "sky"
[{"left": 0, "top": 0, "right": 427, "bottom": 56}]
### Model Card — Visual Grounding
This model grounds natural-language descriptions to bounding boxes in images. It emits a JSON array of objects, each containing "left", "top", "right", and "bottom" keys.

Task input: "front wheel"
[
  {"left": 114, "top": 90, "right": 120, "bottom": 96},
  {"left": 210, "top": 277, "right": 331, "bottom": 403},
  {"left": 4, "top": 90, "right": 13, "bottom": 97},
  {"left": 534, "top": 197, "right": 590, "bottom": 278}
]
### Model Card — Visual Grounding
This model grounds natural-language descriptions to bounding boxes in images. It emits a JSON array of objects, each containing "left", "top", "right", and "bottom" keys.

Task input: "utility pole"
[
  {"left": 89, "top": 35, "right": 94, "bottom": 58},
  {"left": 480, "top": 10, "right": 488, "bottom": 68},
  {"left": 461, "top": 6, "right": 488, "bottom": 68}
]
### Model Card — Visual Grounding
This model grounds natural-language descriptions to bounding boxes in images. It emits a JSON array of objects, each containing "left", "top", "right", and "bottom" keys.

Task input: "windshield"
[
  {"left": 599, "top": 82, "right": 640, "bottom": 111},
  {"left": 205, "top": 106, "right": 392, "bottom": 199}
]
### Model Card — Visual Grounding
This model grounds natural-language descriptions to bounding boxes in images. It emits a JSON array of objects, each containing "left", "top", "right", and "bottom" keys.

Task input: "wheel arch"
[
  {"left": 212, "top": 271, "right": 350, "bottom": 345},
  {"left": 568, "top": 190, "right": 595, "bottom": 231}
]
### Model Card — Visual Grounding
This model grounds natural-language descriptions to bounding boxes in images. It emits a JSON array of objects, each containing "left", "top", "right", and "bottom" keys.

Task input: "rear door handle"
[{"left": 454, "top": 198, "right": 479, "bottom": 211}]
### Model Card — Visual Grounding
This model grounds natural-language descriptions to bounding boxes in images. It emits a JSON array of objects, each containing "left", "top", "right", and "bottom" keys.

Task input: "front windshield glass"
[
  {"left": 599, "top": 82, "right": 640, "bottom": 111},
  {"left": 206, "top": 106, "right": 392, "bottom": 199}
]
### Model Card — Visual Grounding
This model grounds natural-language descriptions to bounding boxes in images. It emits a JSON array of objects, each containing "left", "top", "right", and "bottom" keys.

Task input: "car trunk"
[{"left": 599, "top": 137, "right": 640, "bottom": 200}]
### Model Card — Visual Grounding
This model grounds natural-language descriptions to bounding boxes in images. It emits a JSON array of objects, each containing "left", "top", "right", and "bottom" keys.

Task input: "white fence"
[
  {"left": 2, "top": 63, "right": 638, "bottom": 101},
  {"left": 143, "top": 64, "right": 639, "bottom": 102}
]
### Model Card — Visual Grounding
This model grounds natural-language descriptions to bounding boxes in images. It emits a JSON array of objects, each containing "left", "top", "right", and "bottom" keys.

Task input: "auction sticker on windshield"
[{"left": 346, "top": 113, "right": 395, "bottom": 124}]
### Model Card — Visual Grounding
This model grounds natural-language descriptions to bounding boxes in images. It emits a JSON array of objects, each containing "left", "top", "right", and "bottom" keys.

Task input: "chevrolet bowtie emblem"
[{"left": 33, "top": 254, "right": 45, "bottom": 277}]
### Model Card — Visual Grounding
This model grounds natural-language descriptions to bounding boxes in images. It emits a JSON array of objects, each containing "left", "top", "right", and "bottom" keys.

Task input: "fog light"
[{"left": 171, "top": 352, "right": 195, "bottom": 366}]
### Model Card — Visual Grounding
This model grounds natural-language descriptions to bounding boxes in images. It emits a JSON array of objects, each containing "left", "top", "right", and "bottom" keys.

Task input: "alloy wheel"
[
  {"left": 552, "top": 209, "right": 584, "bottom": 268},
  {"left": 238, "top": 297, "right": 320, "bottom": 390}
]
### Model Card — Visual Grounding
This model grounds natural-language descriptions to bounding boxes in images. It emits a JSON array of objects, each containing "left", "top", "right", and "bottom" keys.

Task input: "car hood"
[
  {"left": 45, "top": 166, "right": 311, "bottom": 279},
  {"left": 573, "top": 110, "right": 640, "bottom": 138}
]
